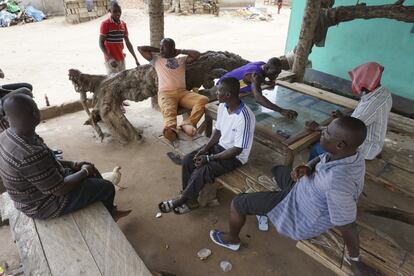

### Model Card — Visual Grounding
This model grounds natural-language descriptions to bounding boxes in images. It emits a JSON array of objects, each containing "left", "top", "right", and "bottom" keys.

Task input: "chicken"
[{"left": 102, "top": 166, "right": 126, "bottom": 191}]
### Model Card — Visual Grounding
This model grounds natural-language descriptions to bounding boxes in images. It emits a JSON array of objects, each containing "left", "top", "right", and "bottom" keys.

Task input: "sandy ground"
[
  {"left": 0, "top": 101, "right": 334, "bottom": 275},
  {"left": 0, "top": 3, "right": 291, "bottom": 108}
]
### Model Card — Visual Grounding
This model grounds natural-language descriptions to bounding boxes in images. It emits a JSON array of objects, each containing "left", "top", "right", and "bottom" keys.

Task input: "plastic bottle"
[{"left": 220, "top": 261, "right": 232, "bottom": 272}]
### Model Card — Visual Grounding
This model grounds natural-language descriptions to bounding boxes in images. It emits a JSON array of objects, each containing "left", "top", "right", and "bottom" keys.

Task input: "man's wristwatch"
[
  {"left": 206, "top": 155, "right": 215, "bottom": 162},
  {"left": 348, "top": 255, "right": 360, "bottom": 262}
]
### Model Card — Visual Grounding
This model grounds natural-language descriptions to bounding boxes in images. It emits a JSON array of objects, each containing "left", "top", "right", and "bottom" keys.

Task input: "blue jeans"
[
  {"left": 62, "top": 177, "right": 115, "bottom": 215},
  {"left": 309, "top": 142, "right": 326, "bottom": 161}
]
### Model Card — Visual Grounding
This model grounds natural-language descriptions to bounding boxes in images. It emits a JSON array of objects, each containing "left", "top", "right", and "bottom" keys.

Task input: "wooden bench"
[{"left": 0, "top": 193, "right": 152, "bottom": 276}]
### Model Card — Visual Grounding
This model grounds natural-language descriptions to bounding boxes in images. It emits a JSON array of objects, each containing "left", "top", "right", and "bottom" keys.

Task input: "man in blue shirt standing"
[{"left": 210, "top": 116, "right": 378, "bottom": 275}]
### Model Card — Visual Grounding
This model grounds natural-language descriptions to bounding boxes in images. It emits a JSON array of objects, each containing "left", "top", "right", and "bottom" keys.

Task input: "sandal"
[
  {"left": 173, "top": 203, "right": 192, "bottom": 215},
  {"left": 158, "top": 200, "right": 175, "bottom": 213},
  {"left": 166, "top": 152, "right": 182, "bottom": 165},
  {"left": 256, "top": 215, "right": 269, "bottom": 231}
]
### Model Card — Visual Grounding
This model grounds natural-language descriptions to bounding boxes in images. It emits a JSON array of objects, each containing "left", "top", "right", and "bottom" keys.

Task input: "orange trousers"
[{"left": 158, "top": 89, "right": 209, "bottom": 132}]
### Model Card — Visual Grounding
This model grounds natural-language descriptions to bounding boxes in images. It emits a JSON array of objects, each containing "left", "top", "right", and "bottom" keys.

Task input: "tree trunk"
[
  {"left": 149, "top": 0, "right": 164, "bottom": 110},
  {"left": 292, "top": 0, "right": 322, "bottom": 82},
  {"left": 68, "top": 51, "right": 249, "bottom": 144},
  {"left": 333, "top": 3, "right": 414, "bottom": 24}
]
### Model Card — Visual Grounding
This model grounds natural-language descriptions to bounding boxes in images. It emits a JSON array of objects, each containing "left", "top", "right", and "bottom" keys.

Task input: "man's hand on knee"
[
  {"left": 73, "top": 161, "right": 94, "bottom": 171},
  {"left": 194, "top": 155, "right": 208, "bottom": 168}
]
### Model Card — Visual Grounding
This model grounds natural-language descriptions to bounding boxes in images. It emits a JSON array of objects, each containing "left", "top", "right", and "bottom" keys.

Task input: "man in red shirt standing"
[{"left": 99, "top": 2, "right": 140, "bottom": 75}]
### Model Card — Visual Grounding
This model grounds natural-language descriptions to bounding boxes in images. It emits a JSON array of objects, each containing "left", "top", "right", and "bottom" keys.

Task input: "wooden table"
[{"left": 204, "top": 83, "right": 350, "bottom": 167}]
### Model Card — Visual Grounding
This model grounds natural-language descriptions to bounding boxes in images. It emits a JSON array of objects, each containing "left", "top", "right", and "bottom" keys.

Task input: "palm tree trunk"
[{"left": 148, "top": 0, "right": 164, "bottom": 109}]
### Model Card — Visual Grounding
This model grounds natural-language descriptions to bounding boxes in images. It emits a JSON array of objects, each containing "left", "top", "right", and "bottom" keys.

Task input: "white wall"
[{"left": 20, "top": 0, "right": 65, "bottom": 16}]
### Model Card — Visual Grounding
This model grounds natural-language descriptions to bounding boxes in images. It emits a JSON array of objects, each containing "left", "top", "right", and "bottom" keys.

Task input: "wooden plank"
[
  {"left": 298, "top": 227, "right": 414, "bottom": 276},
  {"left": 358, "top": 228, "right": 414, "bottom": 275},
  {"left": 296, "top": 241, "right": 348, "bottom": 276},
  {"left": 0, "top": 193, "right": 52, "bottom": 276},
  {"left": 156, "top": 133, "right": 209, "bottom": 156},
  {"left": 278, "top": 81, "right": 414, "bottom": 136},
  {"left": 73, "top": 203, "right": 152, "bottom": 276},
  {"left": 237, "top": 142, "right": 285, "bottom": 187},
  {"left": 278, "top": 81, "right": 357, "bottom": 109},
  {"left": 366, "top": 159, "right": 414, "bottom": 198},
  {"left": 35, "top": 214, "right": 102, "bottom": 276},
  {"left": 216, "top": 170, "right": 250, "bottom": 194},
  {"left": 380, "top": 133, "right": 414, "bottom": 174}
]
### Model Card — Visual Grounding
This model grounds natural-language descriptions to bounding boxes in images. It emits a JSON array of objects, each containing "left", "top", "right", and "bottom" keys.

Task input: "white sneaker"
[{"left": 256, "top": 215, "right": 269, "bottom": 231}]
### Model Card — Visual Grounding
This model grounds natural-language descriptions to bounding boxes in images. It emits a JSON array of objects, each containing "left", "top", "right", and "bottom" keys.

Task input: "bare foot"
[
  {"left": 181, "top": 124, "right": 197, "bottom": 137},
  {"left": 164, "top": 128, "right": 178, "bottom": 143},
  {"left": 112, "top": 208, "right": 132, "bottom": 222},
  {"left": 217, "top": 231, "right": 241, "bottom": 244}
]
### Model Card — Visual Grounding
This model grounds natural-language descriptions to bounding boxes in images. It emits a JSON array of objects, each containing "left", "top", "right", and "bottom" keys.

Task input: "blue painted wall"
[{"left": 285, "top": 0, "right": 414, "bottom": 100}]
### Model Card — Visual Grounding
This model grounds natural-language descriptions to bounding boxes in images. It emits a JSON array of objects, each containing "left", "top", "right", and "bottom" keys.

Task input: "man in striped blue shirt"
[
  {"left": 159, "top": 78, "right": 255, "bottom": 215},
  {"left": 211, "top": 116, "right": 378, "bottom": 275}
]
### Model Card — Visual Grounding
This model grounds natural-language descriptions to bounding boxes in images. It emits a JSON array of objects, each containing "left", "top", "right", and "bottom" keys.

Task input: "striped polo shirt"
[
  {"left": 100, "top": 17, "right": 129, "bottom": 61},
  {"left": 267, "top": 152, "right": 365, "bottom": 240},
  {"left": 351, "top": 86, "right": 392, "bottom": 160},
  {"left": 215, "top": 102, "right": 255, "bottom": 164},
  {"left": 0, "top": 129, "right": 70, "bottom": 219}
]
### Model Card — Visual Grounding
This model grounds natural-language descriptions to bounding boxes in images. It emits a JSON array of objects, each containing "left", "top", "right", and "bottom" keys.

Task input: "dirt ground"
[
  {"left": 0, "top": 2, "right": 291, "bottom": 108},
  {"left": 0, "top": 100, "right": 333, "bottom": 275}
]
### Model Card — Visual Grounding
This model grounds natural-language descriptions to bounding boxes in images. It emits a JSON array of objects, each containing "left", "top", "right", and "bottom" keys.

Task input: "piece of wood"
[
  {"left": 0, "top": 193, "right": 52, "bottom": 276},
  {"left": 332, "top": 3, "right": 414, "bottom": 24},
  {"left": 35, "top": 215, "right": 102, "bottom": 276},
  {"left": 0, "top": 193, "right": 152, "bottom": 276},
  {"left": 72, "top": 203, "right": 152, "bottom": 276},
  {"left": 292, "top": 0, "right": 322, "bottom": 82},
  {"left": 296, "top": 241, "right": 348, "bottom": 276},
  {"left": 366, "top": 158, "right": 414, "bottom": 198},
  {"left": 298, "top": 226, "right": 414, "bottom": 276},
  {"left": 380, "top": 132, "right": 414, "bottom": 173},
  {"left": 278, "top": 81, "right": 414, "bottom": 136}
]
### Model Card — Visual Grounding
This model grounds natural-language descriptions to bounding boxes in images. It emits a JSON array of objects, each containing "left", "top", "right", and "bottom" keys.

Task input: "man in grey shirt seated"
[
  {"left": 0, "top": 94, "right": 130, "bottom": 221},
  {"left": 307, "top": 62, "right": 392, "bottom": 160},
  {"left": 210, "top": 116, "right": 379, "bottom": 275}
]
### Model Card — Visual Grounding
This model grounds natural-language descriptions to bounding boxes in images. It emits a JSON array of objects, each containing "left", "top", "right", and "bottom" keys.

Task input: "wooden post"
[
  {"left": 148, "top": 0, "right": 164, "bottom": 109},
  {"left": 292, "top": 0, "right": 322, "bottom": 82}
]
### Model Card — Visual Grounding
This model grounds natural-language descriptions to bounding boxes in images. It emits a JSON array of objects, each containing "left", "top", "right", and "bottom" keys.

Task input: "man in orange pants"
[{"left": 138, "top": 39, "right": 209, "bottom": 142}]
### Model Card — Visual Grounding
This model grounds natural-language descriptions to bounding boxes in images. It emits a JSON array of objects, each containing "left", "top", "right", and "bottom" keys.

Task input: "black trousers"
[
  {"left": 233, "top": 165, "right": 294, "bottom": 216},
  {"left": 62, "top": 177, "right": 115, "bottom": 215},
  {"left": 182, "top": 144, "right": 242, "bottom": 200}
]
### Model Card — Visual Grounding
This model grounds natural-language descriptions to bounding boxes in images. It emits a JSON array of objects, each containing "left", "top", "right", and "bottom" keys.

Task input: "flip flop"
[
  {"left": 173, "top": 203, "right": 192, "bottom": 215},
  {"left": 167, "top": 152, "right": 182, "bottom": 165},
  {"left": 209, "top": 230, "right": 240, "bottom": 251},
  {"left": 256, "top": 215, "right": 269, "bottom": 231},
  {"left": 158, "top": 200, "right": 174, "bottom": 213}
]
